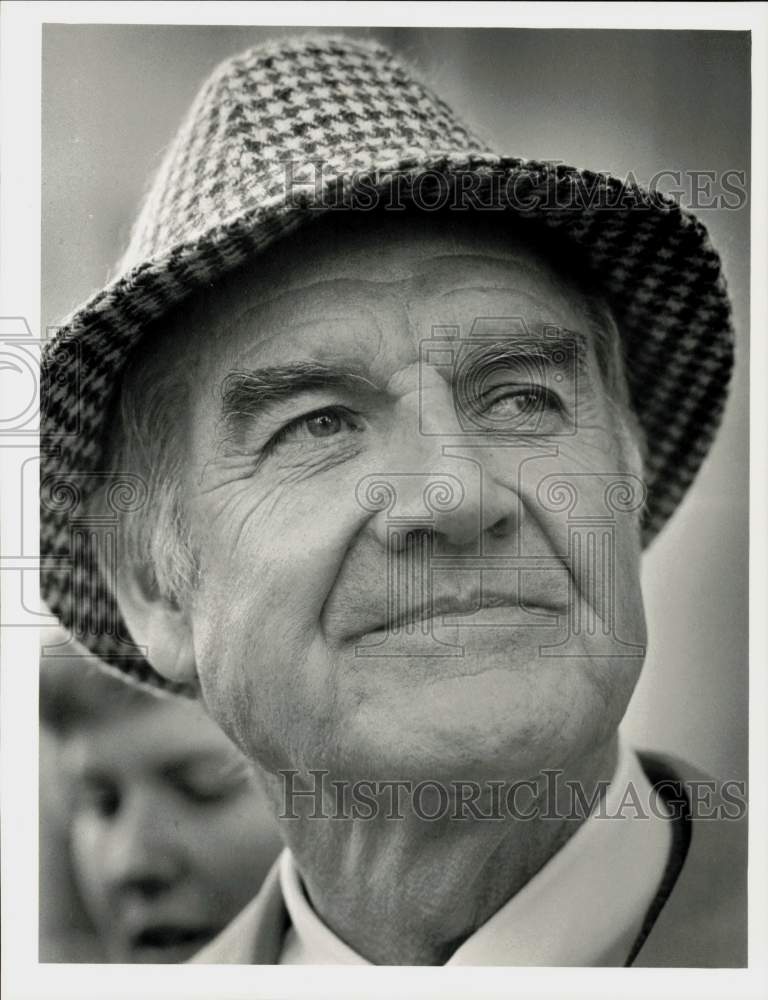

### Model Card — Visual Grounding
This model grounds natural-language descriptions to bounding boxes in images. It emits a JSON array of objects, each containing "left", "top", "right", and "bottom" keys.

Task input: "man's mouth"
[{"left": 353, "top": 589, "right": 566, "bottom": 640}]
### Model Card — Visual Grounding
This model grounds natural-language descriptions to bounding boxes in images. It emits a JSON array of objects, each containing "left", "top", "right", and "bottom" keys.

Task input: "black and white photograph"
[{"left": 1, "top": 4, "right": 765, "bottom": 999}]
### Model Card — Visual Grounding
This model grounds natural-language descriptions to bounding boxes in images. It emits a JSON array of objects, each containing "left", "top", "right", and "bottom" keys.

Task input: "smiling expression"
[{"left": 142, "top": 209, "right": 647, "bottom": 785}]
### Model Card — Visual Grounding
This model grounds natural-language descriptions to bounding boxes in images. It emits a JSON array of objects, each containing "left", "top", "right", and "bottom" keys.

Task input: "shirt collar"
[{"left": 279, "top": 739, "right": 672, "bottom": 966}]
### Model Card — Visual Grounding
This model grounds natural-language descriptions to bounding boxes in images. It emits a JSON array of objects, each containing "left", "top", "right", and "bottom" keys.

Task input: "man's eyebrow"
[
  {"left": 219, "top": 362, "right": 380, "bottom": 437},
  {"left": 446, "top": 330, "right": 590, "bottom": 375}
]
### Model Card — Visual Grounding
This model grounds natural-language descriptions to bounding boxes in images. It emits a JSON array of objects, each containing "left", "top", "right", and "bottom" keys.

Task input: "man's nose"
[
  {"left": 103, "top": 792, "right": 184, "bottom": 899},
  {"left": 364, "top": 386, "right": 519, "bottom": 550}
]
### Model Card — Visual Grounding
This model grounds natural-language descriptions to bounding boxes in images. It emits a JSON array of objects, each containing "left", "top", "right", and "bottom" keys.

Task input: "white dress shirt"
[{"left": 278, "top": 739, "right": 672, "bottom": 966}]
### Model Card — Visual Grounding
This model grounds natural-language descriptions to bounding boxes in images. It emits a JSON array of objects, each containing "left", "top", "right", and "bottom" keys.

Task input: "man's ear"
[{"left": 115, "top": 563, "right": 198, "bottom": 688}]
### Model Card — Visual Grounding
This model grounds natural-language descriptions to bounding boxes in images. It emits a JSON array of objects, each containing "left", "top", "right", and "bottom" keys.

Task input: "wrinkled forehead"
[{"left": 170, "top": 210, "right": 606, "bottom": 377}]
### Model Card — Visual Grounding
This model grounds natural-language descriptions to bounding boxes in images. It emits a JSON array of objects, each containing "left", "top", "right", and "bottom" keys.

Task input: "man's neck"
[{"left": 265, "top": 736, "right": 620, "bottom": 966}]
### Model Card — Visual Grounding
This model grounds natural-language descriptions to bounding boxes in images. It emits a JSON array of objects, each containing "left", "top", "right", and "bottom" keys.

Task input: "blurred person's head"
[{"left": 40, "top": 636, "right": 282, "bottom": 963}]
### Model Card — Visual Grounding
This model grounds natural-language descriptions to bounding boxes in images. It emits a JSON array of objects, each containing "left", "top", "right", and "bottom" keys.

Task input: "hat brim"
[{"left": 41, "top": 154, "right": 734, "bottom": 694}]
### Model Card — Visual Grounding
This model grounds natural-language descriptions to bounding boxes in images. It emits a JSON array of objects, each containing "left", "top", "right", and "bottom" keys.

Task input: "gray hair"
[{"left": 94, "top": 330, "right": 200, "bottom": 606}]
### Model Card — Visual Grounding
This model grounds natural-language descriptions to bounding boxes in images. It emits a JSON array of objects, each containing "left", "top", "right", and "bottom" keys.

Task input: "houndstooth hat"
[{"left": 41, "top": 34, "right": 734, "bottom": 694}]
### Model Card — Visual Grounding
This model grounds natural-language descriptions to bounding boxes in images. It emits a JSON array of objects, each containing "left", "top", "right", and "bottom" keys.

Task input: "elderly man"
[{"left": 41, "top": 36, "right": 745, "bottom": 967}]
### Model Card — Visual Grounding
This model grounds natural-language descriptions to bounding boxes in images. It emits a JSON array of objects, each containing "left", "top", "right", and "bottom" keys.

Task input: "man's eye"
[
  {"left": 455, "top": 383, "right": 568, "bottom": 435},
  {"left": 304, "top": 411, "right": 345, "bottom": 437},
  {"left": 485, "top": 386, "right": 560, "bottom": 417},
  {"left": 270, "top": 406, "right": 361, "bottom": 449}
]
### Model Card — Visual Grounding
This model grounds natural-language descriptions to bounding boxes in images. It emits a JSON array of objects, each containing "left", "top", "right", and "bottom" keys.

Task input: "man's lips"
[{"left": 350, "top": 590, "right": 567, "bottom": 640}]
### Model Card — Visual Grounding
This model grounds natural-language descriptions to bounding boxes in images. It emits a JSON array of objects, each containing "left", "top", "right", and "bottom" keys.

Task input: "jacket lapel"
[{"left": 191, "top": 752, "right": 747, "bottom": 967}]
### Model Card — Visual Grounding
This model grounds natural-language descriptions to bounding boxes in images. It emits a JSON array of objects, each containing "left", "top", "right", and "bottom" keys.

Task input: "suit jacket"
[{"left": 192, "top": 751, "right": 747, "bottom": 967}]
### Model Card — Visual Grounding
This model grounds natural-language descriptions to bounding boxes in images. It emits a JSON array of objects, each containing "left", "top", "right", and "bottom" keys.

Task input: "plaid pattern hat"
[{"left": 41, "top": 34, "right": 734, "bottom": 693}]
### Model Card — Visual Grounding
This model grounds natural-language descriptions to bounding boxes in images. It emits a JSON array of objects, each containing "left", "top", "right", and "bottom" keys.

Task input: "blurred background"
[
  {"left": 39, "top": 631, "right": 283, "bottom": 963},
  {"left": 42, "top": 25, "right": 749, "bottom": 783}
]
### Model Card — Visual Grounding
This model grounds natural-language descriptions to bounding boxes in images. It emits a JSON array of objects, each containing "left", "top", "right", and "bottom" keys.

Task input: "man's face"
[
  {"left": 63, "top": 698, "right": 281, "bottom": 962},
  {"left": 176, "top": 211, "right": 647, "bottom": 784}
]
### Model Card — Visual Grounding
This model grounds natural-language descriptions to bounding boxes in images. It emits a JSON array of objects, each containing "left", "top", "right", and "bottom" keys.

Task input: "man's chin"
[{"left": 327, "top": 639, "right": 622, "bottom": 785}]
